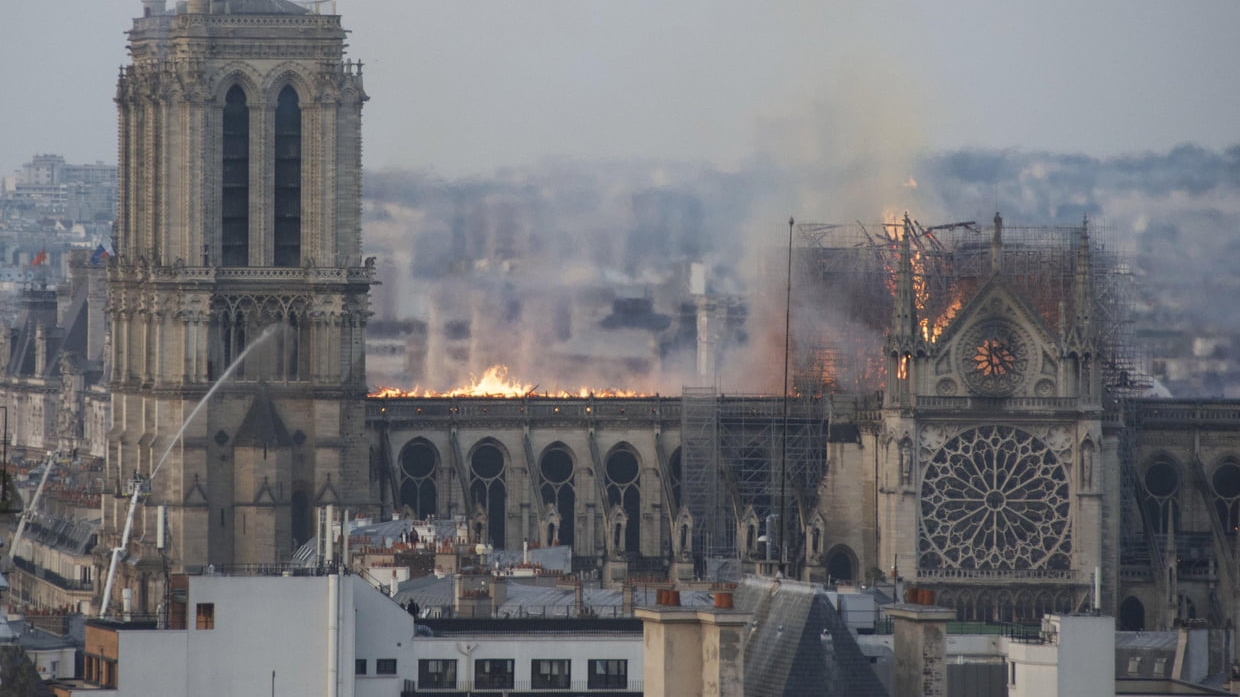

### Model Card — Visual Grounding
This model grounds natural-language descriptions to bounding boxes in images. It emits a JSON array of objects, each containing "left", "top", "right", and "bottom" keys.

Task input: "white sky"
[{"left": 2, "top": 1, "right": 1238, "bottom": 177}]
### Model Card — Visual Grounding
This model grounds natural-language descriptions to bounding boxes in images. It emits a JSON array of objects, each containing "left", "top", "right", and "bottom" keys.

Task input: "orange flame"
[
  {"left": 927, "top": 296, "right": 964, "bottom": 342},
  {"left": 370, "top": 365, "right": 651, "bottom": 399},
  {"left": 880, "top": 211, "right": 965, "bottom": 345}
]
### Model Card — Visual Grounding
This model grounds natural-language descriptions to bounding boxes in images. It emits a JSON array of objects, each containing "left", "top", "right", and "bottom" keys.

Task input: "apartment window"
[
  {"left": 1009, "top": 660, "right": 1016, "bottom": 685},
  {"left": 475, "top": 659, "right": 514, "bottom": 689},
  {"left": 418, "top": 659, "right": 456, "bottom": 689},
  {"left": 531, "top": 659, "right": 571, "bottom": 689},
  {"left": 355, "top": 659, "right": 367, "bottom": 675},
  {"left": 1127, "top": 656, "right": 1142, "bottom": 675},
  {"left": 195, "top": 603, "right": 215, "bottom": 630},
  {"left": 588, "top": 659, "right": 627, "bottom": 689},
  {"left": 376, "top": 659, "right": 397, "bottom": 675}
]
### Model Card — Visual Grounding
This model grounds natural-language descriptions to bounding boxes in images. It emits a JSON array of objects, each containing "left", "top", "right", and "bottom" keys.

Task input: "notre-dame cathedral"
[{"left": 1, "top": 0, "right": 1234, "bottom": 641}]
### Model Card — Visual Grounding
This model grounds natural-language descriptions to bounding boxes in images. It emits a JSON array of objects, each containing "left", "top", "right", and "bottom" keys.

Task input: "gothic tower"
[
  {"left": 102, "top": 0, "right": 372, "bottom": 603},
  {"left": 805, "top": 214, "right": 1120, "bottom": 621},
  {"left": 874, "top": 213, "right": 1113, "bottom": 618}
]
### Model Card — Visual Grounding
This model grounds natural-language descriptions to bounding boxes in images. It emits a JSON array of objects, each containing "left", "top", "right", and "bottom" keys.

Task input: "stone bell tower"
[{"left": 101, "top": 0, "right": 373, "bottom": 603}]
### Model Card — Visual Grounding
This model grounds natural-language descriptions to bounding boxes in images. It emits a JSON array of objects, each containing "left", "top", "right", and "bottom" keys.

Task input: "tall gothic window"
[
  {"left": 1212, "top": 459, "right": 1240, "bottom": 535},
  {"left": 221, "top": 311, "right": 247, "bottom": 380},
  {"left": 470, "top": 443, "right": 506, "bottom": 548},
  {"left": 273, "top": 86, "right": 302, "bottom": 267},
  {"left": 400, "top": 439, "right": 439, "bottom": 519},
  {"left": 539, "top": 445, "right": 575, "bottom": 547},
  {"left": 221, "top": 86, "right": 249, "bottom": 267},
  {"left": 284, "top": 311, "right": 309, "bottom": 381},
  {"left": 605, "top": 446, "right": 641, "bottom": 556}
]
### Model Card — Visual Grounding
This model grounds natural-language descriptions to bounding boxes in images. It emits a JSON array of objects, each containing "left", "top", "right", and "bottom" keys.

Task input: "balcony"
[
  {"left": 11, "top": 555, "right": 93, "bottom": 592},
  {"left": 916, "top": 396, "right": 1081, "bottom": 412},
  {"left": 143, "top": 264, "right": 375, "bottom": 284},
  {"left": 400, "top": 679, "right": 643, "bottom": 696}
]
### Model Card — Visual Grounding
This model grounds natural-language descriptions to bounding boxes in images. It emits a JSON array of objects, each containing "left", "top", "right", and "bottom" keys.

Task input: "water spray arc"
[{"left": 99, "top": 324, "right": 285, "bottom": 619}]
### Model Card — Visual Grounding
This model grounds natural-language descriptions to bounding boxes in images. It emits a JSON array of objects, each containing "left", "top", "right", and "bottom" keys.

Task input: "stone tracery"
[{"left": 919, "top": 425, "right": 1072, "bottom": 571}]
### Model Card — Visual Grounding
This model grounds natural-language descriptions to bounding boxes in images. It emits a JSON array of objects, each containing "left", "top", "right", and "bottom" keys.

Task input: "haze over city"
[{"left": 4, "top": 0, "right": 1239, "bottom": 178}]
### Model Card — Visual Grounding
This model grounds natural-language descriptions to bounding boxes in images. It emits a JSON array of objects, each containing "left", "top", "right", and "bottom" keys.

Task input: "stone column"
[{"left": 887, "top": 603, "right": 955, "bottom": 697}]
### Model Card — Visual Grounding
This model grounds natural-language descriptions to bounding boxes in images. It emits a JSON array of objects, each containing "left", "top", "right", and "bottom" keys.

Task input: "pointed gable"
[
  {"left": 233, "top": 394, "right": 293, "bottom": 448},
  {"left": 934, "top": 276, "right": 1062, "bottom": 399},
  {"left": 935, "top": 274, "right": 1056, "bottom": 351}
]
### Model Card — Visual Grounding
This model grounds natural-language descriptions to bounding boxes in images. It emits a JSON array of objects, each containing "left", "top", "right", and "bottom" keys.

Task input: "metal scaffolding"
[
  {"left": 792, "top": 217, "right": 1145, "bottom": 396},
  {"left": 680, "top": 389, "right": 826, "bottom": 559}
]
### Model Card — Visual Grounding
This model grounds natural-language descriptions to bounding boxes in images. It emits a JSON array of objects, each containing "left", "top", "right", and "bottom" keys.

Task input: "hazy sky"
[{"left": 3, "top": 1, "right": 1238, "bottom": 177}]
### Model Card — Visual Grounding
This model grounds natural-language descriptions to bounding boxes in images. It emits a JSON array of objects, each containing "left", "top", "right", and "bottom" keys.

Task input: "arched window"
[
  {"left": 1119, "top": 596, "right": 1145, "bottom": 631},
  {"left": 539, "top": 445, "right": 575, "bottom": 547},
  {"left": 824, "top": 545, "right": 856, "bottom": 582},
  {"left": 470, "top": 442, "right": 506, "bottom": 548},
  {"left": 291, "top": 488, "right": 310, "bottom": 547},
  {"left": 273, "top": 85, "right": 301, "bottom": 267},
  {"left": 975, "top": 590, "right": 995, "bottom": 623},
  {"left": 1143, "top": 459, "right": 1180, "bottom": 534},
  {"left": 282, "top": 310, "right": 310, "bottom": 381},
  {"left": 1212, "top": 459, "right": 1240, "bottom": 535},
  {"left": 220, "top": 311, "right": 247, "bottom": 380},
  {"left": 221, "top": 85, "right": 249, "bottom": 266},
  {"left": 606, "top": 447, "right": 641, "bottom": 556},
  {"left": 669, "top": 448, "right": 683, "bottom": 510},
  {"left": 399, "top": 439, "right": 439, "bottom": 519}
]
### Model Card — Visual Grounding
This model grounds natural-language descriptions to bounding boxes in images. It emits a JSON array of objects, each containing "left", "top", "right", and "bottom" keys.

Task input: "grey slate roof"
[
  {"left": 9, "top": 622, "right": 77, "bottom": 652},
  {"left": 735, "top": 576, "right": 888, "bottom": 697},
  {"left": 19, "top": 515, "right": 98, "bottom": 556},
  {"left": 391, "top": 574, "right": 714, "bottom": 619},
  {"left": 1115, "top": 631, "right": 1179, "bottom": 680}
]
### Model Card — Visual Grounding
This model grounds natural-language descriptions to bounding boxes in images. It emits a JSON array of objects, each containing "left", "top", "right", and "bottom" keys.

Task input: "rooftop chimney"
[{"left": 887, "top": 603, "right": 955, "bottom": 697}]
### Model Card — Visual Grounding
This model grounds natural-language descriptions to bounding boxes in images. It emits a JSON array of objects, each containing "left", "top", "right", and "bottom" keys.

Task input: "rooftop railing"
[
  {"left": 401, "top": 678, "right": 643, "bottom": 695},
  {"left": 914, "top": 567, "right": 1080, "bottom": 584}
]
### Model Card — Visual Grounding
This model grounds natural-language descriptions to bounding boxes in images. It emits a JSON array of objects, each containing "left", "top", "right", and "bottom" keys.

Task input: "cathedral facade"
[{"left": 97, "top": 0, "right": 375, "bottom": 610}]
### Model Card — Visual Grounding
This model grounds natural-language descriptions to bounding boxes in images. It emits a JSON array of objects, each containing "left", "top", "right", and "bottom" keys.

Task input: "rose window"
[
  {"left": 919, "top": 425, "right": 1071, "bottom": 570},
  {"left": 958, "top": 320, "right": 1030, "bottom": 397}
]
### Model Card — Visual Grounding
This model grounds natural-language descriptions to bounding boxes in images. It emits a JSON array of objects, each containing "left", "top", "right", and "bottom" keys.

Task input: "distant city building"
[{"left": 2, "top": 154, "right": 117, "bottom": 222}]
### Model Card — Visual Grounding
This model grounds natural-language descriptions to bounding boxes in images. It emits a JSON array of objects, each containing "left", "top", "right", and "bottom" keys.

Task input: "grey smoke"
[{"left": 363, "top": 143, "right": 1240, "bottom": 393}]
